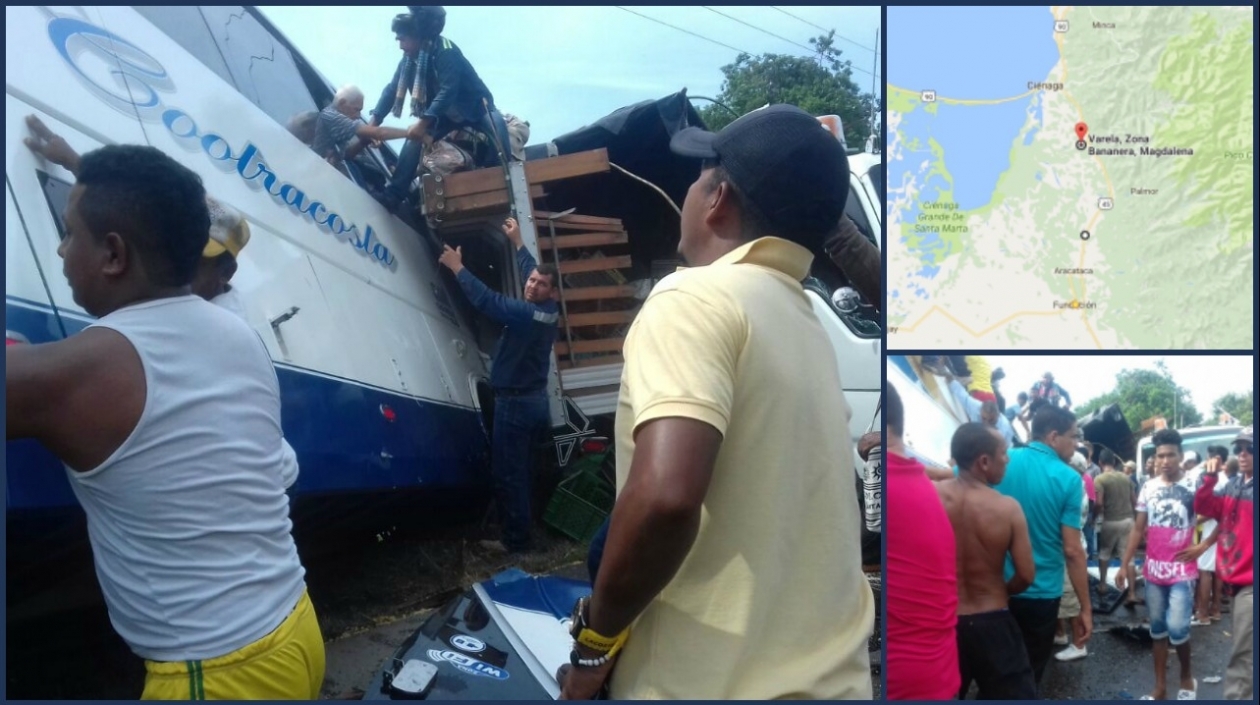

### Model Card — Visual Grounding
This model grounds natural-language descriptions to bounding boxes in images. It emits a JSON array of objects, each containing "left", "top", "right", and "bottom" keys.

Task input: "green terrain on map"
[{"left": 889, "top": 6, "right": 1254, "bottom": 350}]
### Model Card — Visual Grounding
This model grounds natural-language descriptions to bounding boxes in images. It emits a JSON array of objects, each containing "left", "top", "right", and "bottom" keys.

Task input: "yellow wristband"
[{"left": 575, "top": 626, "right": 628, "bottom": 654}]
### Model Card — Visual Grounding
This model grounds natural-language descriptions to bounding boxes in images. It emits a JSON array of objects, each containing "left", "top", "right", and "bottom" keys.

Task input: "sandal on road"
[
  {"left": 1177, "top": 679, "right": 1197, "bottom": 700},
  {"left": 1191, "top": 617, "right": 1212, "bottom": 627}
]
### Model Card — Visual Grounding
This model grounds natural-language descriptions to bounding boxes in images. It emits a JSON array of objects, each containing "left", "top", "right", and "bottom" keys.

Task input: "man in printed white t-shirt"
[
  {"left": 1117, "top": 428, "right": 1198, "bottom": 701},
  {"left": 6, "top": 145, "right": 322, "bottom": 699}
]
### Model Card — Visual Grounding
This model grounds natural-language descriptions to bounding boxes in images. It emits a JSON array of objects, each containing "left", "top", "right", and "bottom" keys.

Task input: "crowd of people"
[
  {"left": 10, "top": 23, "right": 878, "bottom": 695},
  {"left": 886, "top": 370, "right": 1255, "bottom": 701}
]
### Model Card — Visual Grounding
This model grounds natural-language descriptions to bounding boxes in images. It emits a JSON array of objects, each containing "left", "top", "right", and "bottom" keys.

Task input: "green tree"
[
  {"left": 697, "top": 31, "right": 877, "bottom": 149},
  {"left": 1211, "top": 390, "right": 1253, "bottom": 426},
  {"left": 1075, "top": 361, "right": 1203, "bottom": 433}
]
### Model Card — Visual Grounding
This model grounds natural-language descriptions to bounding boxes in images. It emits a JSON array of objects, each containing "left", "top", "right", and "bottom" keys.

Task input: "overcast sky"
[
  {"left": 256, "top": 5, "right": 882, "bottom": 143},
  {"left": 986, "top": 355, "right": 1254, "bottom": 421}
]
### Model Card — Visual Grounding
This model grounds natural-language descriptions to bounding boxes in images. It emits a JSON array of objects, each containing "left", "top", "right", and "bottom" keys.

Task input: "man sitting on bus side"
[
  {"left": 5, "top": 144, "right": 323, "bottom": 699},
  {"left": 312, "top": 85, "right": 412, "bottom": 165},
  {"left": 371, "top": 7, "right": 514, "bottom": 211},
  {"left": 437, "top": 216, "right": 558, "bottom": 555}
]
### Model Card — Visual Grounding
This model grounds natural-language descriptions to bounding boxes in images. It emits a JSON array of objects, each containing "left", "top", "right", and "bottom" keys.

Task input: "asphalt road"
[{"left": 1039, "top": 585, "right": 1239, "bottom": 701}]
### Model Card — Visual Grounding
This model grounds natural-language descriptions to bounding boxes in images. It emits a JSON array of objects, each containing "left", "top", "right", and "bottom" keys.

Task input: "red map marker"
[{"left": 1075, "top": 122, "right": 1088, "bottom": 140}]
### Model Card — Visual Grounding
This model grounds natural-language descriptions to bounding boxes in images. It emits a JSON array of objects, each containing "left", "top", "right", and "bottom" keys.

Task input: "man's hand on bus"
[
  {"left": 437, "top": 244, "right": 464, "bottom": 274},
  {"left": 502, "top": 217, "right": 523, "bottom": 248},
  {"left": 24, "top": 115, "right": 81, "bottom": 175}
]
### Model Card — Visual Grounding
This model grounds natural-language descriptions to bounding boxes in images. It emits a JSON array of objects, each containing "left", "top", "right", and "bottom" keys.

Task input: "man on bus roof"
[{"left": 371, "top": 6, "right": 514, "bottom": 211}]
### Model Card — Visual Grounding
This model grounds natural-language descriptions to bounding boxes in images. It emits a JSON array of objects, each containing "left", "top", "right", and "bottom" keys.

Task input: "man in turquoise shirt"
[{"left": 993, "top": 405, "right": 1093, "bottom": 691}]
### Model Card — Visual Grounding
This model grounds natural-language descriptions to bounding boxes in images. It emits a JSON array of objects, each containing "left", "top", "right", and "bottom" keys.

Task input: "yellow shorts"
[{"left": 141, "top": 590, "right": 325, "bottom": 700}]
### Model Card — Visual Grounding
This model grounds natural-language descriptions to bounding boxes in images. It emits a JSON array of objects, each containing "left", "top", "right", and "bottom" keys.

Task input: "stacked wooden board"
[{"left": 420, "top": 149, "right": 640, "bottom": 370}]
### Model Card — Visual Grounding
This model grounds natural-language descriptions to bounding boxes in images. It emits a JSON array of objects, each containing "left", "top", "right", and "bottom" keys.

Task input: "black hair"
[
  {"left": 1206, "top": 445, "right": 1230, "bottom": 463},
  {"left": 76, "top": 145, "right": 209, "bottom": 287},
  {"left": 1031, "top": 405, "right": 1076, "bottom": 441},
  {"left": 886, "top": 384, "right": 904, "bottom": 438},
  {"left": 1099, "top": 448, "right": 1118, "bottom": 468},
  {"left": 533, "top": 262, "right": 559, "bottom": 288},
  {"left": 952, "top": 422, "right": 1003, "bottom": 472},
  {"left": 1151, "top": 428, "right": 1183, "bottom": 453},
  {"left": 703, "top": 163, "right": 825, "bottom": 254},
  {"left": 1017, "top": 391, "right": 1029, "bottom": 403}
]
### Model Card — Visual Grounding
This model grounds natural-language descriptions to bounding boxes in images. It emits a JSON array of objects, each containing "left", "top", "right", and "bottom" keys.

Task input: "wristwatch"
[{"left": 568, "top": 596, "right": 628, "bottom": 667}]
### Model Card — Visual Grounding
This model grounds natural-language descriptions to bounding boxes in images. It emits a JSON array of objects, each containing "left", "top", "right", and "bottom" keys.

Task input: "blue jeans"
[
  {"left": 491, "top": 392, "right": 551, "bottom": 552},
  {"left": 1084, "top": 520, "right": 1097, "bottom": 558},
  {"left": 386, "top": 106, "right": 514, "bottom": 202},
  {"left": 1146, "top": 580, "right": 1194, "bottom": 646}
]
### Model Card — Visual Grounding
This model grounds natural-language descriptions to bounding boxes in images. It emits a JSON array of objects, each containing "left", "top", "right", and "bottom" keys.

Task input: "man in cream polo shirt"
[{"left": 557, "top": 105, "right": 873, "bottom": 699}]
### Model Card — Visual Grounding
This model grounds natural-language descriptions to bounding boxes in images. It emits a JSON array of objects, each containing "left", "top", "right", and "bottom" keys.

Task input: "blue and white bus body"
[
  {"left": 886, "top": 355, "right": 968, "bottom": 469},
  {"left": 6, "top": 5, "right": 497, "bottom": 522}
]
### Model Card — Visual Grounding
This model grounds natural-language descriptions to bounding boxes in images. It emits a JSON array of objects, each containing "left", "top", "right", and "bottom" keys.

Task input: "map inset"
[{"left": 887, "top": 6, "right": 1254, "bottom": 350}]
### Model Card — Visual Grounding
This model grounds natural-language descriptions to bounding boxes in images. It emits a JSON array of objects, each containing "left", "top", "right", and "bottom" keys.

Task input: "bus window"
[
  {"left": 36, "top": 171, "right": 74, "bottom": 242},
  {"left": 197, "top": 6, "right": 318, "bottom": 129},
  {"left": 132, "top": 7, "right": 235, "bottom": 90}
]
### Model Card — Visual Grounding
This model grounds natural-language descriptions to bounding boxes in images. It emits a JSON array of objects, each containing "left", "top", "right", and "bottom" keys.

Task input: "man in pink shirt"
[
  {"left": 886, "top": 385, "right": 960, "bottom": 700},
  {"left": 1117, "top": 429, "right": 1198, "bottom": 700}
]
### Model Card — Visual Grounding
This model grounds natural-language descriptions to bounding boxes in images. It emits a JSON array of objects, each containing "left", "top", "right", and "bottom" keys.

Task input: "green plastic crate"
[{"left": 543, "top": 467, "right": 615, "bottom": 542}]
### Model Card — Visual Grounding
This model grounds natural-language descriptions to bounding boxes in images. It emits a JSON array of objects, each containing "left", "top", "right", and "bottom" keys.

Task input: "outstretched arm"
[{"left": 438, "top": 244, "right": 542, "bottom": 326}]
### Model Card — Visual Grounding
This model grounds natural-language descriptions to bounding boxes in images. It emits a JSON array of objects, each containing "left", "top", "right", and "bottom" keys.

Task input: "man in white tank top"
[
  {"left": 6, "top": 144, "right": 323, "bottom": 699},
  {"left": 24, "top": 116, "right": 298, "bottom": 493}
]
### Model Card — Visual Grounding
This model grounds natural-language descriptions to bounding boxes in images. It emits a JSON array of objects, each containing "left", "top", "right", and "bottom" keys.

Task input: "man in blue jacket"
[
  {"left": 438, "top": 217, "right": 559, "bottom": 553},
  {"left": 371, "top": 6, "right": 514, "bottom": 210}
]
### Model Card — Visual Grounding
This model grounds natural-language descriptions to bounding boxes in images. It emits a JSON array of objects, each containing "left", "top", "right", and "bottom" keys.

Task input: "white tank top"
[{"left": 66, "top": 295, "right": 305, "bottom": 662}]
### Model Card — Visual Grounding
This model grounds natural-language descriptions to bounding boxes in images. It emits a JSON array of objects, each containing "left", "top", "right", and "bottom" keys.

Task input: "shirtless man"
[{"left": 936, "top": 422, "right": 1037, "bottom": 699}]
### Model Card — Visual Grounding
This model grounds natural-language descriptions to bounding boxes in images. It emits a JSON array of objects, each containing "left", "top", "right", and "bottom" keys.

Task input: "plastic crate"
[{"left": 543, "top": 467, "right": 615, "bottom": 542}]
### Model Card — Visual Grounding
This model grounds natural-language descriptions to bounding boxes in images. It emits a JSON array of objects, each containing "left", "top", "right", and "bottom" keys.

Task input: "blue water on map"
[
  {"left": 1023, "top": 95, "right": 1043, "bottom": 145},
  {"left": 918, "top": 100, "right": 1033, "bottom": 210},
  {"left": 888, "top": 6, "right": 1061, "bottom": 99},
  {"left": 889, "top": 6, "right": 1063, "bottom": 212}
]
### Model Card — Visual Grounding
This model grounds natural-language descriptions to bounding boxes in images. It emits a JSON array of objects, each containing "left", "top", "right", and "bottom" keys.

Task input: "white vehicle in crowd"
[{"left": 1137, "top": 424, "right": 1243, "bottom": 484}]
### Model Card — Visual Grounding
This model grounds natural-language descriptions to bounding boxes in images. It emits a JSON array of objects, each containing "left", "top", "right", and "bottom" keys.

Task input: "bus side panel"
[
  {"left": 274, "top": 365, "right": 489, "bottom": 496},
  {"left": 6, "top": 9, "right": 153, "bottom": 509}
]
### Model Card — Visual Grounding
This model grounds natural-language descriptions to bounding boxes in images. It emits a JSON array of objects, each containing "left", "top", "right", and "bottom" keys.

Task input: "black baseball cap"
[{"left": 670, "top": 104, "right": 850, "bottom": 240}]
